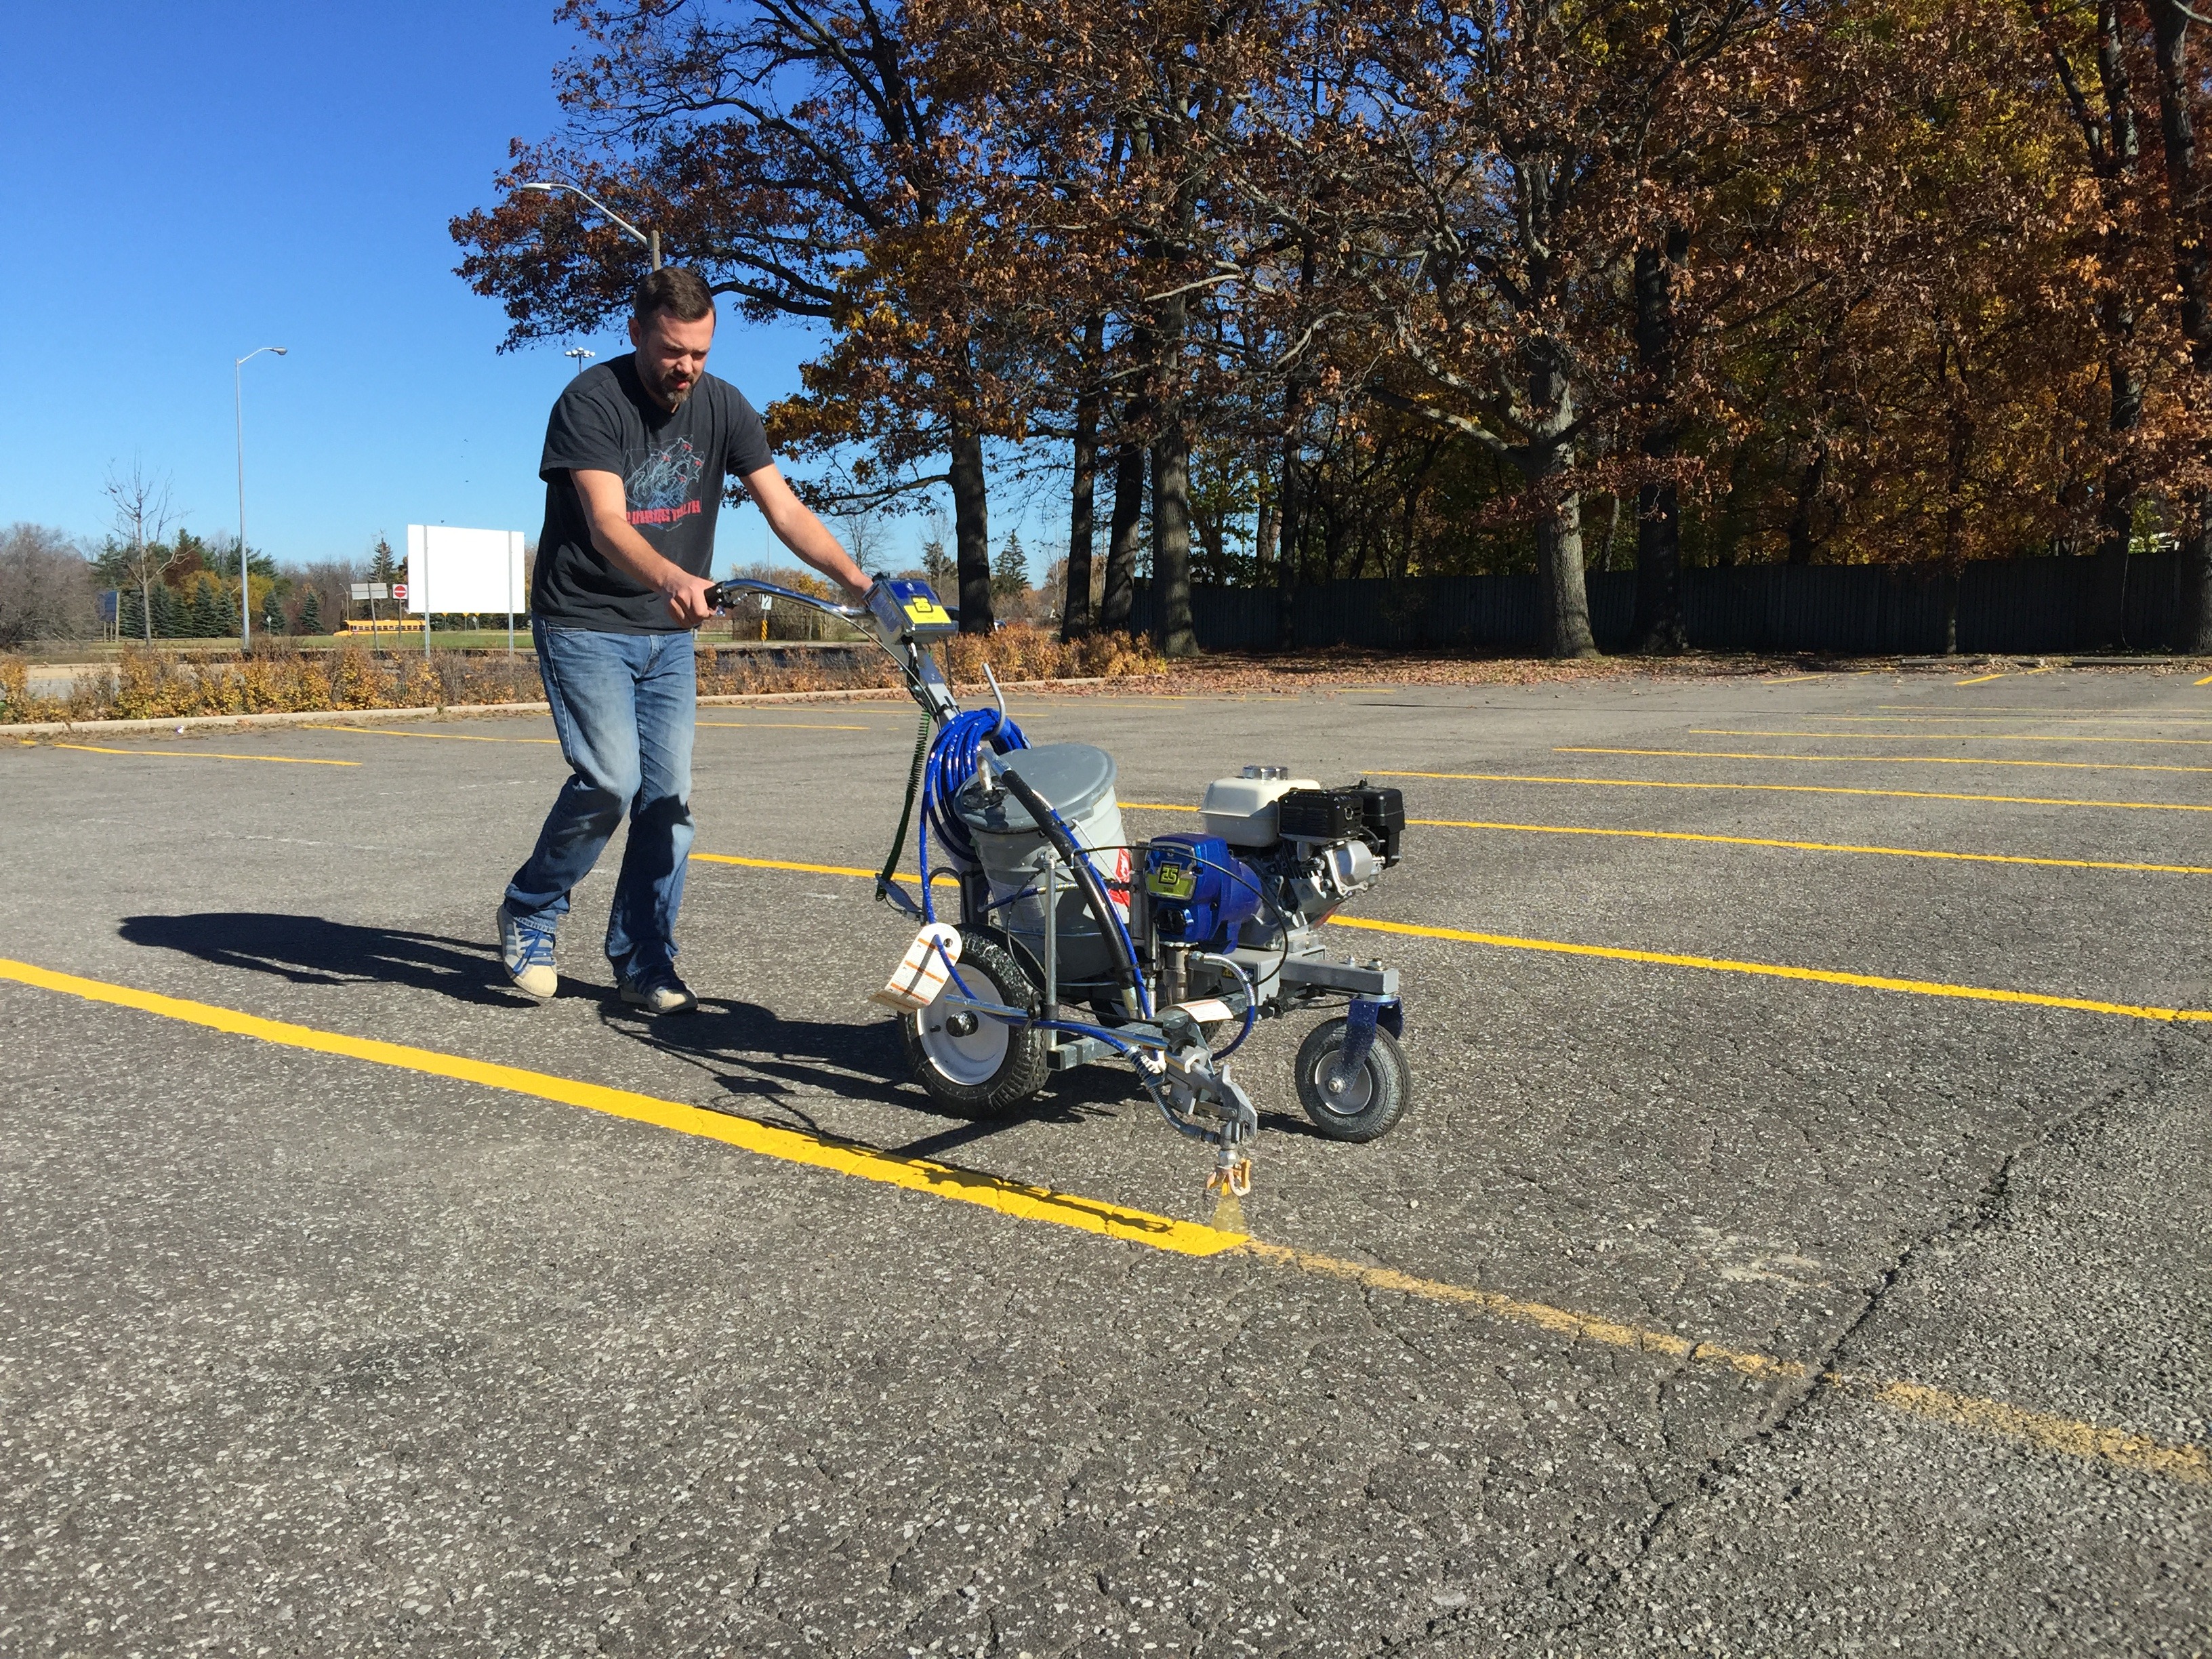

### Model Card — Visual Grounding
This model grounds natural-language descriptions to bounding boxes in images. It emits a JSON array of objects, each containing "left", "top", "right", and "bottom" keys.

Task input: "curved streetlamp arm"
[{"left": 519, "top": 180, "right": 661, "bottom": 270}]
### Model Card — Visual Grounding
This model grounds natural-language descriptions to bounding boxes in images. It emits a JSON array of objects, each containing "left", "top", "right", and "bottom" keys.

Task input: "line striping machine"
[{"left": 703, "top": 575, "right": 1412, "bottom": 1197}]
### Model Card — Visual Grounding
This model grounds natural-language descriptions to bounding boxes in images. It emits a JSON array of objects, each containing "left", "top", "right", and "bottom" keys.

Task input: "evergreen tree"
[
  {"left": 295, "top": 588, "right": 323, "bottom": 635},
  {"left": 920, "top": 537, "right": 954, "bottom": 593},
  {"left": 186, "top": 581, "right": 222, "bottom": 638},
  {"left": 367, "top": 535, "right": 398, "bottom": 586},
  {"left": 262, "top": 590, "right": 288, "bottom": 635},
  {"left": 213, "top": 581, "right": 241, "bottom": 637},
  {"left": 150, "top": 581, "right": 182, "bottom": 638},
  {"left": 991, "top": 532, "right": 1029, "bottom": 605}
]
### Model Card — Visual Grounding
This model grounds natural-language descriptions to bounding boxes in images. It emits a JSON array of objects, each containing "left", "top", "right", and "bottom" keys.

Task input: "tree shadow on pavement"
[{"left": 117, "top": 912, "right": 532, "bottom": 1008}]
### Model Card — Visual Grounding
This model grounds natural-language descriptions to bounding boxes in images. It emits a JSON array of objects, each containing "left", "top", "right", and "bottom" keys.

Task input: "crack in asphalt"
[{"left": 1493, "top": 1022, "right": 2196, "bottom": 1652}]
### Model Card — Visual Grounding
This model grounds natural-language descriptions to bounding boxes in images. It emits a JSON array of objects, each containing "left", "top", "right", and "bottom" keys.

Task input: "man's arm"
[
  {"left": 571, "top": 469, "right": 720, "bottom": 626},
  {"left": 740, "top": 464, "right": 870, "bottom": 600}
]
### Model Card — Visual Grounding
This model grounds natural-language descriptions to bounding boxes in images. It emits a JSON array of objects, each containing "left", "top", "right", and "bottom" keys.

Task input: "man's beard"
[{"left": 643, "top": 362, "right": 695, "bottom": 409}]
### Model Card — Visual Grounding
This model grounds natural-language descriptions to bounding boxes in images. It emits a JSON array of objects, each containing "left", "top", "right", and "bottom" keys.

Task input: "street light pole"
[
  {"left": 565, "top": 346, "right": 597, "bottom": 376},
  {"left": 519, "top": 181, "right": 661, "bottom": 270},
  {"left": 234, "top": 345, "right": 288, "bottom": 652}
]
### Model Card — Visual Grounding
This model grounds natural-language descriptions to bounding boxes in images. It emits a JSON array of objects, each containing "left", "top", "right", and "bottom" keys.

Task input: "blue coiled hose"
[{"left": 918, "top": 708, "right": 1026, "bottom": 923}]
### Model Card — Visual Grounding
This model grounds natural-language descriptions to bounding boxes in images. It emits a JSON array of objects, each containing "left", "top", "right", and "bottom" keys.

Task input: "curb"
[{"left": 0, "top": 677, "right": 1117, "bottom": 739}]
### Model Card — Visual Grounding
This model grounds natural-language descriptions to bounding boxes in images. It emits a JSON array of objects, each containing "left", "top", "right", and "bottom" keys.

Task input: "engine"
[{"left": 1189, "top": 766, "right": 1402, "bottom": 929}]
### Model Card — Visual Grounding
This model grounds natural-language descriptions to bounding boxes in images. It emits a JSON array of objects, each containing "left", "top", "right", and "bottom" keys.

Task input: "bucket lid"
[{"left": 954, "top": 742, "right": 1118, "bottom": 834}]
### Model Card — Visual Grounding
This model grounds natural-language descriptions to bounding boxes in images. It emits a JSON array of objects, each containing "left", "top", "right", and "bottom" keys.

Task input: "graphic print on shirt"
[{"left": 625, "top": 438, "right": 705, "bottom": 527}]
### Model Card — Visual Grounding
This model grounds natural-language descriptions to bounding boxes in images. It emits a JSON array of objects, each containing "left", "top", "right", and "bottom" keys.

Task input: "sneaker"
[
  {"left": 619, "top": 964, "right": 697, "bottom": 1015},
  {"left": 497, "top": 903, "right": 558, "bottom": 1000}
]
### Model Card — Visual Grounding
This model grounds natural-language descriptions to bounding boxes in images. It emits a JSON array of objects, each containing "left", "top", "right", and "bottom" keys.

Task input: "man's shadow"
[{"left": 119, "top": 912, "right": 530, "bottom": 1008}]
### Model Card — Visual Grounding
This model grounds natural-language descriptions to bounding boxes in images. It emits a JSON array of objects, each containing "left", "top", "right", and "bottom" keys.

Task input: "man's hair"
[{"left": 632, "top": 266, "right": 715, "bottom": 326}]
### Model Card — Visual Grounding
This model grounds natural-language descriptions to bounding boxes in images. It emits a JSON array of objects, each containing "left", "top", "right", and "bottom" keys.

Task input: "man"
[{"left": 497, "top": 266, "right": 870, "bottom": 1012}]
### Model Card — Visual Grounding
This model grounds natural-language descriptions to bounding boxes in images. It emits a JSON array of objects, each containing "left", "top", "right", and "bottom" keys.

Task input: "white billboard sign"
[{"left": 405, "top": 525, "right": 525, "bottom": 615}]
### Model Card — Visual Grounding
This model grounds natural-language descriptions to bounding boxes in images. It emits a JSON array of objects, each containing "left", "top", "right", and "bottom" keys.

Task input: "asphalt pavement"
[{"left": 1, "top": 663, "right": 2207, "bottom": 1656}]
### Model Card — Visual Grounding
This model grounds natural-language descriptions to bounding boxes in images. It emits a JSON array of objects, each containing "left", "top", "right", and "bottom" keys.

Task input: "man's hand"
[
  {"left": 572, "top": 469, "right": 720, "bottom": 630},
  {"left": 658, "top": 566, "right": 719, "bottom": 628}
]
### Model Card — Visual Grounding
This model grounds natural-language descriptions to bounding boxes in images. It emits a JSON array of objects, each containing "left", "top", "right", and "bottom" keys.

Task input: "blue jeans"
[{"left": 504, "top": 619, "right": 697, "bottom": 978}]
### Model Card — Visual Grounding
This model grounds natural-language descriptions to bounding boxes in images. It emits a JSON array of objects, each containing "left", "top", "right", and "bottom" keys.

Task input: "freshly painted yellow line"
[
  {"left": 2197, "top": 674, "right": 2212, "bottom": 686},
  {"left": 1559, "top": 745, "right": 2212, "bottom": 777},
  {"left": 0, "top": 956, "right": 1239, "bottom": 1257},
  {"left": 335, "top": 725, "right": 558, "bottom": 745},
  {"left": 0, "top": 958, "right": 2189, "bottom": 1477},
  {"left": 1693, "top": 729, "right": 2212, "bottom": 747},
  {"left": 695, "top": 720, "right": 873, "bottom": 731},
  {"left": 1328, "top": 915, "right": 2212, "bottom": 1024},
  {"left": 1402, "top": 817, "right": 2212, "bottom": 876},
  {"left": 1954, "top": 672, "right": 2007, "bottom": 685},
  {"left": 3, "top": 954, "right": 2198, "bottom": 1487},
  {"left": 49, "top": 743, "right": 359, "bottom": 767},
  {"left": 1371, "top": 769, "right": 2212, "bottom": 815},
  {"left": 1762, "top": 674, "right": 1824, "bottom": 684}
]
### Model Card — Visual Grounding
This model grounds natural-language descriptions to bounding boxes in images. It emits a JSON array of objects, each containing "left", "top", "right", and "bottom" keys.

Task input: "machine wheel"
[
  {"left": 901, "top": 929, "right": 1050, "bottom": 1114},
  {"left": 1294, "top": 1018, "right": 1411, "bottom": 1143}
]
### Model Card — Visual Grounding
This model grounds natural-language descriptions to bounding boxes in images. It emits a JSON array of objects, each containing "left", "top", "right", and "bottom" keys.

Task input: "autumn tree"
[{"left": 451, "top": 0, "right": 1039, "bottom": 632}]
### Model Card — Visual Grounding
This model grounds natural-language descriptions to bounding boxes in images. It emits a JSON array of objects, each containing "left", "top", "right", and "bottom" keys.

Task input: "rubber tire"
[
  {"left": 1294, "top": 1018, "right": 1411, "bottom": 1143},
  {"left": 900, "top": 928, "right": 1051, "bottom": 1115}
]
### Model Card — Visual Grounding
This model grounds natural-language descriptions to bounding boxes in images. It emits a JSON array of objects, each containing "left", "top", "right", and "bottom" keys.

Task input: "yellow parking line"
[
  {"left": 1372, "top": 770, "right": 2212, "bottom": 815},
  {"left": 334, "top": 725, "right": 559, "bottom": 745},
  {"left": 1328, "top": 915, "right": 2212, "bottom": 1024},
  {"left": 1868, "top": 708, "right": 2212, "bottom": 722},
  {"left": 1762, "top": 674, "right": 1824, "bottom": 684},
  {"left": 1559, "top": 745, "right": 2212, "bottom": 777},
  {"left": 689, "top": 851, "right": 955, "bottom": 886},
  {"left": 696, "top": 720, "right": 874, "bottom": 731},
  {"left": 1692, "top": 729, "right": 2212, "bottom": 747},
  {"left": 0, "top": 955, "right": 1235, "bottom": 1256},
  {"left": 1953, "top": 672, "right": 2007, "bottom": 685},
  {"left": 2197, "top": 674, "right": 2212, "bottom": 686},
  {"left": 49, "top": 743, "right": 359, "bottom": 767},
  {"left": 2, "top": 952, "right": 2200, "bottom": 1488},
  {"left": 1123, "top": 802, "right": 2212, "bottom": 876},
  {"left": 693, "top": 842, "right": 2211, "bottom": 1020},
  {"left": 1404, "top": 818, "right": 2212, "bottom": 877}
]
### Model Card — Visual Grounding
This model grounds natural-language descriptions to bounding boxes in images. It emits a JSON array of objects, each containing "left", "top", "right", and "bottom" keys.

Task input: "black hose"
[{"left": 996, "top": 767, "right": 1145, "bottom": 1016}]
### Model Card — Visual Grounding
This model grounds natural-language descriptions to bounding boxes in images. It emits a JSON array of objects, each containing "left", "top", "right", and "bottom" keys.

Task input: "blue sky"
[{"left": 0, "top": 1, "right": 1038, "bottom": 579}]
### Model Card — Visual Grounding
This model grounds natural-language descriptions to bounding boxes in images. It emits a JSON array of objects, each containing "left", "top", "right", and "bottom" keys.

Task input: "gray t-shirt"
[{"left": 533, "top": 354, "right": 773, "bottom": 632}]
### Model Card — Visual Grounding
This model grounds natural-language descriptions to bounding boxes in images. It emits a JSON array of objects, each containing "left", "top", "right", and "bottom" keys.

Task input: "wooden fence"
[{"left": 1128, "top": 551, "right": 2194, "bottom": 655}]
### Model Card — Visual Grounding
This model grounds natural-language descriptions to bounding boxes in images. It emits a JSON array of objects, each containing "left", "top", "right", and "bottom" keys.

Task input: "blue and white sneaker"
[
  {"left": 496, "top": 903, "right": 558, "bottom": 1000},
  {"left": 618, "top": 963, "right": 697, "bottom": 1015}
]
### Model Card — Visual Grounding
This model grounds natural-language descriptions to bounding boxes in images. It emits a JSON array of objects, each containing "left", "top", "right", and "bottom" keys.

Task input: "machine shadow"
[
  {"left": 605, "top": 992, "right": 1136, "bottom": 1158},
  {"left": 118, "top": 912, "right": 532, "bottom": 1008}
]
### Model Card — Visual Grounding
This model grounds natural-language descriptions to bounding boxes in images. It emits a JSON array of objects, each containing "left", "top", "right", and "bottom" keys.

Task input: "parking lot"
[{"left": 3, "top": 665, "right": 2208, "bottom": 1656}]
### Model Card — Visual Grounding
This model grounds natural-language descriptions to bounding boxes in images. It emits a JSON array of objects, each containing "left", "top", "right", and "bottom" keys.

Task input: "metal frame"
[{"left": 699, "top": 573, "right": 1401, "bottom": 1189}]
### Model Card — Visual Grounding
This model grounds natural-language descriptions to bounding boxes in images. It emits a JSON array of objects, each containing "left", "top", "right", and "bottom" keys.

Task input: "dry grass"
[{"left": 0, "top": 628, "right": 1166, "bottom": 725}]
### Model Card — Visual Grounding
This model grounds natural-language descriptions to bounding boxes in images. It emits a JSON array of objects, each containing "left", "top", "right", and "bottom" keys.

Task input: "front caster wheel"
[
  {"left": 1294, "top": 1018, "right": 1411, "bottom": 1143},
  {"left": 901, "top": 928, "right": 1050, "bottom": 1115}
]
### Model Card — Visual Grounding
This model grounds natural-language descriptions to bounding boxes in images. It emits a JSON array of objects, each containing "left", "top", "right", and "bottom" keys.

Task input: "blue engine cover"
[{"left": 1145, "top": 833, "right": 1262, "bottom": 947}]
